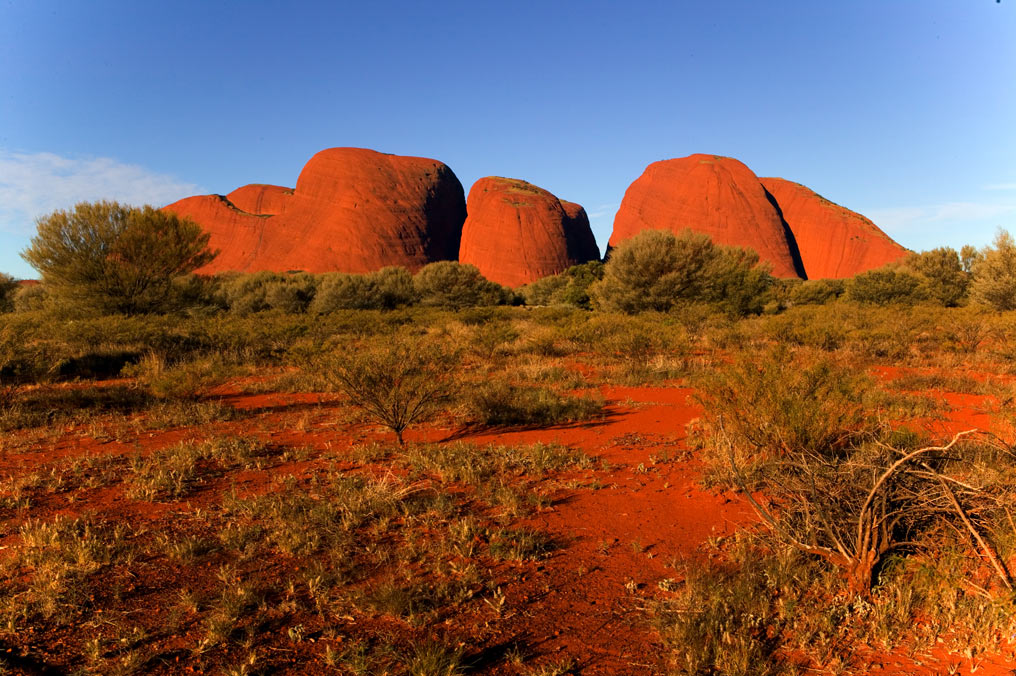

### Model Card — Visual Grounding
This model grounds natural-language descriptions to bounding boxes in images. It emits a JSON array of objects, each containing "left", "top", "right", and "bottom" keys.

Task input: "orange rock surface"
[
  {"left": 163, "top": 148, "right": 466, "bottom": 274},
  {"left": 225, "top": 184, "right": 292, "bottom": 216},
  {"left": 609, "top": 154, "right": 806, "bottom": 278},
  {"left": 761, "top": 177, "right": 909, "bottom": 279},
  {"left": 458, "top": 177, "right": 601, "bottom": 287}
]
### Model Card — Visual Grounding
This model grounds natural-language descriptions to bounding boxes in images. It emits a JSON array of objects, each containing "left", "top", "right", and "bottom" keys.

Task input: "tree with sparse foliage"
[
  {"left": 319, "top": 336, "right": 458, "bottom": 446},
  {"left": 21, "top": 201, "right": 217, "bottom": 315},
  {"left": 970, "top": 229, "right": 1016, "bottom": 311}
]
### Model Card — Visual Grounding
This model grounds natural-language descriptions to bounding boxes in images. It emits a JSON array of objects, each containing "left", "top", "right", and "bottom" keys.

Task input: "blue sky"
[{"left": 1, "top": 0, "right": 1014, "bottom": 278}]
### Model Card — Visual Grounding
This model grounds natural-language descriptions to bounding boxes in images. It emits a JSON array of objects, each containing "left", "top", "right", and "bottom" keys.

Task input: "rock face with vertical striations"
[
  {"left": 609, "top": 154, "right": 806, "bottom": 278},
  {"left": 458, "top": 177, "right": 601, "bottom": 287},
  {"left": 162, "top": 148, "right": 467, "bottom": 274},
  {"left": 760, "top": 177, "right": 909, "bottom": 279}
]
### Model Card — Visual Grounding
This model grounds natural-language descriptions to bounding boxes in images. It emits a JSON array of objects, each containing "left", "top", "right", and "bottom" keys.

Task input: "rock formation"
[
  {"left": 163, "top": 148, "right": 466, "bottom": 274},
  {"left": 458, "top": 177, "right": 601, "bottom": 287},
  {"left": 760, "top": 177, "right": 909, "bottom": 279},
  {"left": 609, "top": 154, "right": 806, "bottom": 278}
]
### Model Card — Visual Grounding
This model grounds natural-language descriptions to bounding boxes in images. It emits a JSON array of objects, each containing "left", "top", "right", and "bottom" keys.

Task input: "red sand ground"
[{"left": 3, "top": 368, "right": 1014, "bottom": 673}]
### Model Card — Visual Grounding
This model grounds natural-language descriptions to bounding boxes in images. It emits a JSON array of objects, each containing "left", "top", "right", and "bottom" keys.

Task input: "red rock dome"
[
  {"left": 609, "top": 154, "right": 805, "bottom": 278},
  {"left": 163, "top": 148, "right": 466, "bottom": 274},
  {"left": 761, "top": 178, "right": 909, "bottom": 279},
  {"left": 225, "top": 184, "right": 292, "bottom": 216},
  {"left": 458, "top": 177, "right": 601, "bottom": 287}
]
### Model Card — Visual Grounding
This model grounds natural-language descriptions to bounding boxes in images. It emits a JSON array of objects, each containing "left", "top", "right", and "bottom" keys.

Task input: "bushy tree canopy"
[
  {"left": 21, "top": 201, "right": 217, "bottom": 315},
  {"left": 971, "top": 229, "right": 1016, "bottom": 311},
  {"left": 591, "top": 229, "right": 773, "bottom": 315},
  {"left": 413, "top": 261, "right": 513, "bottom": 309}
]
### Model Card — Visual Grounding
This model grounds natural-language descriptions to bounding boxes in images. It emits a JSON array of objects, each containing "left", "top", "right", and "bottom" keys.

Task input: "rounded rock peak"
[
  {"left": 163, "top": 147, "right": 466, "bottom": 275},
  {"left": 761, "top": 177, "right": 909, "bottom": 279},
  {"left": 460, "top": 177, "right": 600, "bottom": 288},
  {"left": 610, "top": 153, "right": 806, "bottom": 278},
  {"left": 226, "top": 184, "right": 292, "bottom": 215},
  {"left": 295, "top": 147, "right": 457, "bottom": 202}
]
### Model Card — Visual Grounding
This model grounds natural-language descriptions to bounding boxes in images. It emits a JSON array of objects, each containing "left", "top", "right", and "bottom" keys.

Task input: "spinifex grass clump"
[
  {"left": 469, "top": 379, "right": 603, "bottom": 427},
  {"left": 318, "top": 335, "right": 458, "bottom": 445}
]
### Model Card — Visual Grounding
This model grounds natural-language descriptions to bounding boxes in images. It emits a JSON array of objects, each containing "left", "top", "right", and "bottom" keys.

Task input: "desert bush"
[
  {"left": 122, "top": 353, "right": 230, "bottom": 400},
  {"left": 0, "top": 273, "right": 17, "bottom": 313},
  {"left": 694, "top": 346, "right": 870, "bottom": 474},
  {"left": 971, "top": 228, "right": 1016, "bottom": 311},
  {"left": 469, "top": 380, "right": 603, "bottom": 427},
  {"left": 788, "top": 278, "right": 845, "bottom": 306},
  {"left": 414, "top": 261, "right": 514, "bottom": 309},
  {"left": 311, "top": 267, "right": 416, "bottom": 313},
  {"left": 906, "top": 247, "right": 970, "bottom": 307},
  {"left": 697, "top": 346, "right": 1016, "bottom": 597},
  {"left": 316, "top": 335, "right": 458, "bottom": 445},
  {"left": 217, "top": 271, "right": 317, "bottom": 314},
  {"left": 846, "top": 267, "right": 928, "bottom": 305},
  {"left": 520, "top": 261, "right": 604, "bottom": 309},
  {"left": 591, "top": 230, "right": 772, "bottom": 315},
  {"left": 21, "top": 201, "right": 216, "bottom": 315},
  {"left": 12, "top": 283, "right": 48, "bottom": 312}
]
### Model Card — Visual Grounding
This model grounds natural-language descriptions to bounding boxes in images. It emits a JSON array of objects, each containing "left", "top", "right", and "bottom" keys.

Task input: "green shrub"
[
  {"left": 21, "top": 201, "right": 216, "bottom": 315},
  {"left": 846, "top": 267, "right": 927, "bottom": 305},
  {"left": 414, "top": 261, "right": 514, "bottom": 309},
  {"left": 311, "top": 267, "right": 416, "bottom": 312},
  {"left": 591, "top": 230, "right": 772, "bottom": 315},
  {"left": 905, "top": 247, "right": 970, "bottom": 307},
  {"left": 789, "top": 278, "right": 845, "bottom": 305},
  {"left": 971, "top": 229, "right": 1016, "bottom": 311},
  {"left": 217, "top": 271, "right": 317, "bottom": 314},
  {"left": 0, "top": 273, "right": 17, "bottom": 313},
  {"left": 521, "top": 261, "right": 604, "bottom": 309},
  {"left": 316, "top": 335, "right": 458, "bottom": 445}
]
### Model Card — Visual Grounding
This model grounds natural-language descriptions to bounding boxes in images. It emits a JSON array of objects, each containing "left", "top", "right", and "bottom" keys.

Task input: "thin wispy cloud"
[
  {"left": 0, "top": 150, "right": 203, "bottom": 234},
  {"left": 868, "top": 202, "right": 1016, "bottom": 231},
  {"left": 983, "top": 183, "right": 1016, "bottom": 191}
]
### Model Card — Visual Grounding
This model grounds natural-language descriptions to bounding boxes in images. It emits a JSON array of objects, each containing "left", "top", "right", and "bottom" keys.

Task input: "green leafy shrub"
[
  {"left": 846, "top": 267, "right": 927, "bottom": 305},
  {"left": 591, "top": 230, "right": 772, "bottom": 315},
  {"left": 789, "top": 278, "right": 845, "bottom": 305},
  {"left": 217, "top": 271, "right": 317, "bottom": 314},
  {"left": 21, "top": 201, "right": 217, "bottom": 315},
  {"left": 905, "top": 247, "right": 970, "bottom": 307},
  {"left": 414, "top": 261, "right": 514, "bottom": 309},
  {"left": 310, "top": 267, "right": 416, "bottom": 312},
  {"left": 971, "top": 229, "right": 1016, "bottom": 310},
  {"left": 520, "top": 261, "right": 604, "bottom": 309}
]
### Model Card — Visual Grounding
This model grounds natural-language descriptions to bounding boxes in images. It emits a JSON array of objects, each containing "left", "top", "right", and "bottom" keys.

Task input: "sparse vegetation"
[{"left": 5, "top": 225, "right": 1016, "bottom": 673}]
